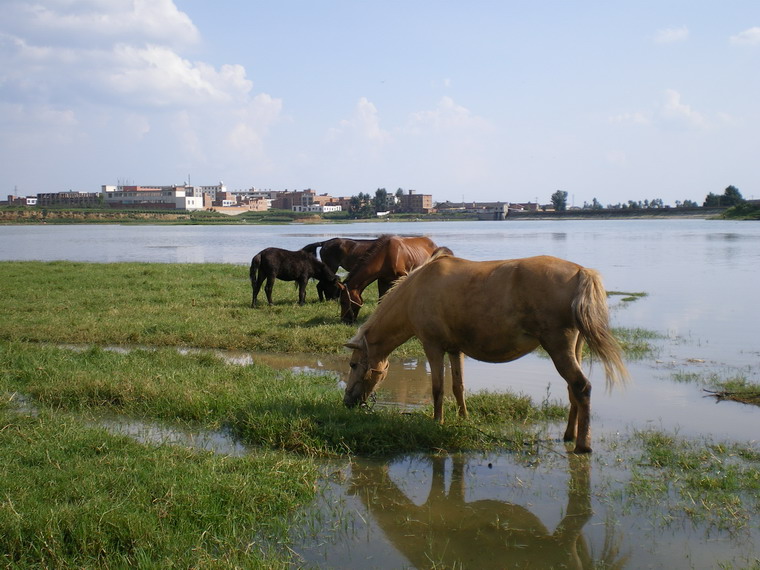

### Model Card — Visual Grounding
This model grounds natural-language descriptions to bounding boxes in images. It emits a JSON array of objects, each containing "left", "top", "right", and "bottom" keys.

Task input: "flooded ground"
[{"left": 3, "top": 219, "right": 759, "bottom": 568}]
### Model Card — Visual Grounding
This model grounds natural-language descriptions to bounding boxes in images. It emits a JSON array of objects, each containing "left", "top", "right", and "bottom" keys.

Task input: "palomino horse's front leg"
[
  {"left": 448, "top": 351, "right": 468, "bottom": 419},
  {"left": 425, "top": 347, "right": 446, "bottom": 423}
]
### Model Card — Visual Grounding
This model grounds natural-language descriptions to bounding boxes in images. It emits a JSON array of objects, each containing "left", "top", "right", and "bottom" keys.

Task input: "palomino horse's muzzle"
[{"left": 343, "top": 360, "right": 389, "bottom": 408}]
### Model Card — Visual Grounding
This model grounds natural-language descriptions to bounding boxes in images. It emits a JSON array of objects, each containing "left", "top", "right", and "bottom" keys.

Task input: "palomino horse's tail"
[{"left": 573, "top": 268, "right": 629, "bottom": 389}]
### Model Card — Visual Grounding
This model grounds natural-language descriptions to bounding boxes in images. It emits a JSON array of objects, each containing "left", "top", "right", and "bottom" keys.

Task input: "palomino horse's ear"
[{"left": 344, "top": 339, "right": 362, "bottom": 350}]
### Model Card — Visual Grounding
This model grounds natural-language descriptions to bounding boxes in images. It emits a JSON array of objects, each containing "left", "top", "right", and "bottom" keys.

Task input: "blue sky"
[{"left": 1, "top": 1, "right": 758, "bottom": 206}]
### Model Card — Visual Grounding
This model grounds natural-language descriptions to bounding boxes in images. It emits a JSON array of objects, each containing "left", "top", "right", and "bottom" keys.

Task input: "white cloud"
[
  {"left": 654, "top": 26, "right": 689, "bottom": 44},
  {"left": 3, "top": 0, "right": 199, "bottom": 48},
  {"left": 405, "top": 96, "right": 491, "bottom": 134},
  {"left": 610, "top": 90, "right": 708, "bottom": 130},
  {"left": 326, "top": 97, "right": 391, "bottom": 145},
  {"left": 658, "top": 89, "right": 707, "bottom": 129},
  {"left": 730, "top": 27, "right": 760, "bottom": 45}
]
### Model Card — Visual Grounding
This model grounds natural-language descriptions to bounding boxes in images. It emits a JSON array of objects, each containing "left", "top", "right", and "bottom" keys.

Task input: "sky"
[{"left": 1, "top": 1, "right": 758, "bottom": 206}]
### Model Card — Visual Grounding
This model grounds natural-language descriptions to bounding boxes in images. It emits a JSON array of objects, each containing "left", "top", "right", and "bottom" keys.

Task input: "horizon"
[{"left": 1, "top": 2, "right": 758, "bottom": 205}]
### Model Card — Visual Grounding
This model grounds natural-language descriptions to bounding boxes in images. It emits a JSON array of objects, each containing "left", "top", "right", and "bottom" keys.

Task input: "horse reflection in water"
[{"left": 348, "top": 455, "right": 628, "bottom": 569}]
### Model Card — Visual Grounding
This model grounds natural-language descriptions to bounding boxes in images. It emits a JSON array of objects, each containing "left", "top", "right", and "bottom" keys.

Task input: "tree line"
[{"left": 550, "top": 186, "right": 746, "bottom": 211}]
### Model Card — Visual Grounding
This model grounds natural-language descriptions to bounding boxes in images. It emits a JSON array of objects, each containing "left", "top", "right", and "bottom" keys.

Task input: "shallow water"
[{"left": 3, "top": 219, "right": 759, "bottom": 568}]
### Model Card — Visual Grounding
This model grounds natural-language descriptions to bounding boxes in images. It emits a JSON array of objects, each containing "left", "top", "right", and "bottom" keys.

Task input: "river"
[{"left": 2, "top": 219, "right": 759, "bottom": 568}]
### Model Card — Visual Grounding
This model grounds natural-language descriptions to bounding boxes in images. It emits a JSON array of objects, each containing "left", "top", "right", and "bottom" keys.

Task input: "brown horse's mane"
[
  {"left": 355, "top": 246, "right": 453, "bottom": 339},
  {"left": 345, "top": 234, "right": 393, "bottom": 279}
]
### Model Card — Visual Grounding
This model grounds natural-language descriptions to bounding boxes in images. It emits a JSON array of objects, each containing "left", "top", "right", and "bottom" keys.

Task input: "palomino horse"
[
  {"left": 343, "top": 250, "right": 628, "bottom": 453},
  {"left": 301, "top": 237, "right": 379, "bottom": 273},
  {"left": 336, "top": 234, "right": 440, "bottom": 323}
]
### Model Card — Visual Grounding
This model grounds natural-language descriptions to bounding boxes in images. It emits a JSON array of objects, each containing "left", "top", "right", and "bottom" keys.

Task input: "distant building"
[
  {"left": 37, "top": 192, "right": 101, "bottom": 207},
  {"left": 101, "top": 185, "right": 203, "bottom": 211},
  {"left": 396, "top": 190, "right": 433, "bottom": 214},
  {"left": 6, "top": 195, "right": 38, "bottom": 206}
]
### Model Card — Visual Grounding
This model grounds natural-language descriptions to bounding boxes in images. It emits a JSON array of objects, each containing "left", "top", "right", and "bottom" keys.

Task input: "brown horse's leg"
[
  {"left": 377, "top": 279, "right": 392, "bottom": 297},
  {"left": 543, "top": 331, "right": 593, "bottom": 453},
  {"left": 425, "top": 346, "right": 446, "bottom": 423},
  {"left": 449, "top": 351, "right": 468, "bottom": 419}
]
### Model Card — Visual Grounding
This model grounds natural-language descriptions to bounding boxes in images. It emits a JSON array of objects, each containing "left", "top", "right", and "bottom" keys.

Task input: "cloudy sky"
[{"left": 1, "top": 1, "right": 758, "bottom": 206}]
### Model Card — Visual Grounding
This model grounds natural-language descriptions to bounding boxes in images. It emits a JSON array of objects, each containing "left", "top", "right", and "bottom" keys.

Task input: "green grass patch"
[
  {"left": 670, "top": 370, "right": 760, "bottom": 407},
  {"left": 625, "top": 429, "right": 760, "bottom": 531},
  {"left": 608, "top": 290, "right": 648, "bottom": 303},
  {"left": 0, "top": 409, "right": 318, "bottom": 567},
  {"left": 1, "top": 342, "right": 565, "bottom": 457},
  {"left": 0, "top": 261, "right": 647, "bottom": 360}
]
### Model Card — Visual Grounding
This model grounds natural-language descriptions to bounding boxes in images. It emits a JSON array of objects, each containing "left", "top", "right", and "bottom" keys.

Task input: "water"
[{"left": 2, "top": 219, "right": 759, "bottom": 568}]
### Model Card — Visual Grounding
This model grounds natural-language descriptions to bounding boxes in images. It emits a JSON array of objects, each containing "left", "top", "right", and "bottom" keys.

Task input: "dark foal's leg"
[
  {"left": 297, "top": 278, "right": 307, "bottom": 305},
  {"left": 251, "top": 272, "right": 265, "bottom": 307},
  {"left": 264, "top": 275, "right": 276, "bottom": 306}
]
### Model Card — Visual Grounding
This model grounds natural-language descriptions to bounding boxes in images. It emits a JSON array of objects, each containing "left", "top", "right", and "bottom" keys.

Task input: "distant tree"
[
  {"left": 722, "top": 185, "right": 744, "bottom": 206},
  {"left": 551, "top": 190, "right": 568, "bottom": 211},
  {"left": 583, "top": 197, "right": 603, "bottom": 210},
  {"left": 704, "top": 186, "right": 744, "bottom": 207},
  {"left": 373, "top": 188, "right": 390, "bottom": 213}
]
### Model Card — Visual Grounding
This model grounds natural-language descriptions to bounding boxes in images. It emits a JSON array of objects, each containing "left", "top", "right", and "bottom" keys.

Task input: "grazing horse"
[
  {"left": 249, "top": 247, "right": 339, "bottom": 307},
  {"left": 301, "top": 237, "right": 379, "bottom": 273},
  {"left": 343, "top": 250, "right": 628, "bottom": 453},
  {"left": 337, "top": 234, "right": 440, "bottom": 323}
]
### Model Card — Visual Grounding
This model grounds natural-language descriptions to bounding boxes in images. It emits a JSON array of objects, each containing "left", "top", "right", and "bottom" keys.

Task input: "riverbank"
[{"left": 0, "top": 205, "right": 739, "bottom": 224}]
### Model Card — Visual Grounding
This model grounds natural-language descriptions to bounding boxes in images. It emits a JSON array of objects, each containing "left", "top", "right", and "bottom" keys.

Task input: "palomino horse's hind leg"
[
  {"left": 543, "top": 331, "right": 593, "bottom": 453},
  {"left": 448, "top": 351, "right": 468, "bottom": 419},
  {"left": 563, "top": 336, "right": 586, "bottom": 442}
]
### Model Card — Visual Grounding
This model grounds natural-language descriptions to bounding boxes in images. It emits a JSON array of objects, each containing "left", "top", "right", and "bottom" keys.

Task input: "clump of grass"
[
  {"left": 611, "top": 327, "right": 663, "bottom": 359},
  {"left": 608, "top": 290, "right": 648, "bottom": 303},
  {"left": 625, "top": 429, "right": 760, "bottom": 531},
  {"left": 669, "top": 370, "right": 760, "bottom": 407}
]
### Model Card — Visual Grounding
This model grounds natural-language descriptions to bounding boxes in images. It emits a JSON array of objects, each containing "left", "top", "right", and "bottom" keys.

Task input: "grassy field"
[{"left": 2, "top": 260, "right": 757, "bottom": 566}]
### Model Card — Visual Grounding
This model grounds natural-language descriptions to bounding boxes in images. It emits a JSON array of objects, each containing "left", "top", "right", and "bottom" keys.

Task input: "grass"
[
  {"left": 0, "top": 408, "right": 319, "bottom": 568},
  {"left": 1, "top": 341, "right": 569, "bottom": 566},
  {"left": 624, "top": 429, "right": 760, "bottom": 531},
  {"left": 671, "top": 370, "right": 760, "bottom": 407},
  {"left": 0, "top": 261, "right": 659, "bottom": 360},
  {"left": 0, "top": 260, "right": 367, "bottom": 354},
  {"left": 1, "top": 342, "right": 564, "bottom": 457}
]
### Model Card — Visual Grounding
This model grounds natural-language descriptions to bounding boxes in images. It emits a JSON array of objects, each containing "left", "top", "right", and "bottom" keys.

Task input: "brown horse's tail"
[{"left": 573, "top": 268, "right": 629, "bottom": 389}]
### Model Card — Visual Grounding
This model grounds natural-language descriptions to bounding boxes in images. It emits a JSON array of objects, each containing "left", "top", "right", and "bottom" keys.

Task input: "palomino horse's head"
[
  {"left": 338, "top": 283, "right": 363, "bottom": 324},
  {"left": 343, "top": 335, "right": 389, "bottom": 408}
]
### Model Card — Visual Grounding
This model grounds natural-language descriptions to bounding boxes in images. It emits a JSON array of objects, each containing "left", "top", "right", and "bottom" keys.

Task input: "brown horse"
[
  {"left": 343, "top": 250, "right": 628, "bottom": 453},
  {"left": 336, "top": 234, "right": 441, "bottom": 324},
  {"left": 301, "top": 237, "right": 379, "bottom": 273}
]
